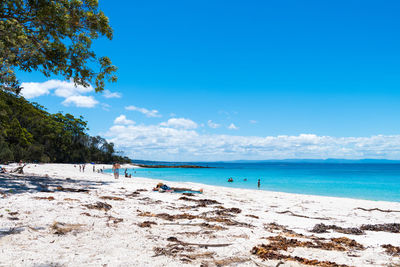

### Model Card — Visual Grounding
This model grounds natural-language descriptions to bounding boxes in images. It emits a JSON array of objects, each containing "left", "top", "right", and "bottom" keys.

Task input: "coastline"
[{"left": 1, "top": 163, "right": 399, "bottom": 266}]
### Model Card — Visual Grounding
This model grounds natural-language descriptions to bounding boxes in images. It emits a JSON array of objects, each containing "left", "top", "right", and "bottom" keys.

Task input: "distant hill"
[{"left": 131, "top": 158, "right": 400, "bottom": 164}]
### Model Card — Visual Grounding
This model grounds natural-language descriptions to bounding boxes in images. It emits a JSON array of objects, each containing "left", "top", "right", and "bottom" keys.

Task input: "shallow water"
[{"left": 110, "top": 163, "right": 400, "bottom": 202}]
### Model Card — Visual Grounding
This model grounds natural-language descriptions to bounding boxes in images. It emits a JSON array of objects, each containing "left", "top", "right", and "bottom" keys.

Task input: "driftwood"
[
  {"left": 167, "top": 236, "right": 231, "bottom": 248},
  {"left": 276, "top": 210, "right": 330, "bottom": 220},
  {"left": 355, "top": 207, "right": 400, "bottom": 213}
]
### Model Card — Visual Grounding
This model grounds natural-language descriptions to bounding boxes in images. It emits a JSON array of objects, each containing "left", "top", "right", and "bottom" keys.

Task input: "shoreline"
[
  {"left": 1, "top": 163, "right": 400, "bottom": 266},
  {"left": 118, "top": 165, "right": 400, "bottom": 204}
]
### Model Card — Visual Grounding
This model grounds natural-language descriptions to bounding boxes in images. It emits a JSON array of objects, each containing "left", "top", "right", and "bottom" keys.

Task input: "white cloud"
[
  {"left": 103, "top": 90, "right": 122, "bottom": 98},
  {"left": 62, "top": 95, "right": 99, "bottom": 108},
  {"left": 105, "top": 123, "right": 400, "bottom": 161},
  {"left": 160, "top": 118, "right": 198, "bottom": 129},
  {"left": 114, "top": 115, "right": 135, "bottom": 125},
  {"left": 207, "top": 120, "right": 220, "bottom": 129},
  {"left": 228, "top": 123, "right": 239, "bottom": 130},
  {"left": 125, "top": 105, "right": 161, "bottom": 117},
  {"left": 21, "top": 79, "right": 93, "bottom": 99},
  {"left": 20, "top": 82, "right": 52, "bottom": 99},
  {"left": 53, "top": 81, "right": 93, "bottom": 98},
  {"left": 20, "top": 79, "right": 99, "bottom": 108},
  {"left": 249, "top": 120, "right": 258, "bottom": 124}
]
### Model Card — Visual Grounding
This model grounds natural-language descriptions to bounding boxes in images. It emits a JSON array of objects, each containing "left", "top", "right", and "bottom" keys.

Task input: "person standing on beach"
[
  {"left": 93, "top": 165, "right": 95, "bottom": 172},
  {"left": 257, "top": 179, "right": 260, "bottom": 189}
]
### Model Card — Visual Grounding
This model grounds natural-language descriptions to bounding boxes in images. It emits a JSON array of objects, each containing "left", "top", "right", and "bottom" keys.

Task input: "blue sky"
[{"left": 18, "top": 1, "right": 400, "bottom": 160}]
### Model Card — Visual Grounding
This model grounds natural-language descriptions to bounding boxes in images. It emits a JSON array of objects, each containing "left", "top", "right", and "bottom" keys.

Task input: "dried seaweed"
[
  {"left": 382, "top": 244, "right": 400, "bottom": 256},
  {"left": 163, "top": 222, "right": 227, "bottom": 230},
  {"left": 139, "top": 221, "right": 157, "bottom": 227},
  {"left": 51, "top": 222, "right": 85, "bottom": 235},
  {"left": 56, "top": 186, "right": 89, "bottom": 193},
  {"left": 310, "top": 223, "right": 364, "bottom": 235},
  {"left": 64, "top": 198, "right": 80, "bottom": 202},
  {"left": 264, "top": 235, "right": 364, "bottom": 252},
  {"left": 246, "top": 214, "right": 259, "bottom": 219},
  {"left": 84, "top": 201, "right": 112, "bottom": 211},
  {"left": 33, "top": 196, "right": 55, "bottom": 200},
  {"left": 178, "top": 196, "right": 221, "bottom": 206},
  {"left": 107, "top": 215, "right": 123, "bottom": 225},
  {"left": 153, "top": 244, "right": 194, "bottom": 257},
  {"left": 251, "top": 245, "right": 350, "bottom": 267},
  {"left": 360, "top": 223, "right": 400, "bottom": 233},
  {"left": 136, "top": 189, "right": 148, "bottom": 192},
  {"left": 99, "top": 196, "right": 125, "bottom": 201},
  {"left": 139, "top": 211, "right": 252, "bottom": 227},
  {"left": 125, "top": 191, "right": 140, "bottom": 198}
]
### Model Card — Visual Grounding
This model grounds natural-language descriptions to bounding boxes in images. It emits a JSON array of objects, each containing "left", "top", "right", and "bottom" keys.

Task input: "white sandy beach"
[{"left": 1, "top": 163, "right": 400, "bottom": 266}]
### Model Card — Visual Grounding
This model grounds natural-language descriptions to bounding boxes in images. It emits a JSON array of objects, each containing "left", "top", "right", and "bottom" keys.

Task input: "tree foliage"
[
  {"left": 0, "top": 0, "right": 117, "bottom": 94},
  {"left": 0, "top": 90, "right": 130, "bottom": 163}
]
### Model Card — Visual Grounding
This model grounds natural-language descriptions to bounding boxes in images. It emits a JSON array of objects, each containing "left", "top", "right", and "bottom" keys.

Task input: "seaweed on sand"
[
  {"left": 84, "top": 201, "right": 112, "bottom": 211},
  {"left": 382, "top": 244, "right": 400, "bottom": 256},
  {"left": 178, "top": 196, "right": 221, "bottom": 206},
  {"left": 264, "top": 235, "right": 364, "bottom": 252},
  {"left": 310, "top": 223, "right": 364, "bottom": 235},
  {"left": 33, "top": 196, "right": 55, "bottom": 200},
  {"left": 51, "top": 222, "right": 85, "bottom": 235},
  {"left": 99, "top": 196, "right": 125, "bottom": 201},
  {"left": 360, "top": 223, "right": 400, "bottom": 233},
  {"left": 139, "top": 221, "right": 157, "bottom": 228},
  {"left": 56, "top": 186, "right": 89, "bottom": 193},
  {"left": 251, "top": 244, "right": 350, "bottom": 267}
]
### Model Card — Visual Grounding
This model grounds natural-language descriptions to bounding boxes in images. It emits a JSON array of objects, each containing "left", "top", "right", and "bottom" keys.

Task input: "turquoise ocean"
[{"left": 110, "top": 162, "right": 400, "bottom": 202}]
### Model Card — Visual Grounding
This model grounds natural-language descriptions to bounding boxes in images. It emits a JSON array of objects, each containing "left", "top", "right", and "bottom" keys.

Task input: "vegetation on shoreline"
[{"left": 0, "top": 90, "right": 130, "bottom": 163}]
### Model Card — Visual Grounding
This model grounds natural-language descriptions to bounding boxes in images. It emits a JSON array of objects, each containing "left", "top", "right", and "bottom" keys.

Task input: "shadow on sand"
[{"left": 0, "top": 173, "right": 111, "bottom": 195}]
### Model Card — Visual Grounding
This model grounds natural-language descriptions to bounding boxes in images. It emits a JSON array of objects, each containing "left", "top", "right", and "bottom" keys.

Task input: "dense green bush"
[{"left": 0, "top": 90, "right": 130, "bottom": 164}]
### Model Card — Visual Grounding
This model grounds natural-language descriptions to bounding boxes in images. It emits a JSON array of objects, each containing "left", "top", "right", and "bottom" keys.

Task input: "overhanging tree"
[{"left": 0, "top": 0, "right": 117, "bottom": 94}]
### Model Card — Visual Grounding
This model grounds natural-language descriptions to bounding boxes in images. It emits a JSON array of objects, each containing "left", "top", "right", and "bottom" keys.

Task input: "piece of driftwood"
[
  {"left": 355, "top": 207, "right": 400, "bottom": 213},
  {"left": 167, "top": 236, "right": 231, "bottom": 248},
  {"left": 276, "top": 210, "right": 330, "bottom": 220}
]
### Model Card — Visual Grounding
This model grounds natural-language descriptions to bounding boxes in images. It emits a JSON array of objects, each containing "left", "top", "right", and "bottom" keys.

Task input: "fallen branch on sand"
[
  {"left": 355, "top": 207, "right": 400, "bottom": 213},
  {"left": 167, "top": 236, "right": 232, "bottom": 248},
  {"left": 276, "top": 210, "right": 330, "bottom": 220}
]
